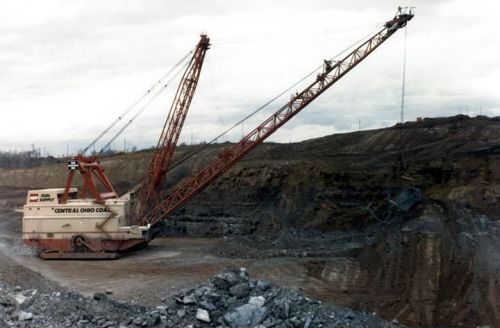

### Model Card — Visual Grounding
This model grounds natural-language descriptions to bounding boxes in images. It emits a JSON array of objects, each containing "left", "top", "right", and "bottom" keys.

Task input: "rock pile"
[
  {"left": 0, "top": 283, "right": 145, "bottom": 328},
  {"left": 162, "top": 268, "right": 403, "bottom": 327},
  {"left": 0, "top": 268, "right": 403, "bottom": 327}
]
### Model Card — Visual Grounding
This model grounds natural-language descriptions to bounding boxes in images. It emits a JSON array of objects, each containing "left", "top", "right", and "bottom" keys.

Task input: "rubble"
[
  {"left": 196, "top": 308, "right": 211, "bottom": 323},
  {"left": 151, "top": 267, "right": 404, "bottom": 327},
  {"left": 0, "top": 268, "right": 404, "bottom": 327}
]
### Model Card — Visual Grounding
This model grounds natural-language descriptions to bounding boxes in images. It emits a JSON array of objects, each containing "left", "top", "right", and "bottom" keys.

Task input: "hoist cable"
[
  {"left": 398, "top": 24, "right": 408, "bottom": 169},
  {"left": 212, "top": 22, "right": 384, "bottom": 46},
  {"left": 81, "top": 49, "right": 194, "bottom": 155},
  {"left": 401, "top": 25, "right": 407, "bottom": 127}
]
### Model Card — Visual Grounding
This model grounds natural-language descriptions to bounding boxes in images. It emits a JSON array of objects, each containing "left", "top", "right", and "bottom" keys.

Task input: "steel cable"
[
  {"left": 99, "top": 58, "right": 192, "bottom": 153},
  {"left": 81, "top": 49, "right": 194, "bottom": 154}
]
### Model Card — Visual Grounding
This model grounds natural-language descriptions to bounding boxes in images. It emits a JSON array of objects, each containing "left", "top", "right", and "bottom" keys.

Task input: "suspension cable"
[
  {"left": 166, "top": 27, "right": 381, "bottom": 172},
  {"left": 398, "top": 24, "right": 408, "bottom": 170},
  {"left": 80, "top": 49, "right": 194, "bottom": 155},
  {"left": 99, "top": 58, "right": 192, "bottom": 153},
  {"left": 401, "top": 25, "right": 407, "bottom": 127}
]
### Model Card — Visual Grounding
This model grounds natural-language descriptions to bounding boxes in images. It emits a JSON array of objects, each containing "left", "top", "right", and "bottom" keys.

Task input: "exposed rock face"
[
  {"left": 187, "top": 116, "right": 500, "bottom": 326},
  {"left": 162, "top": 115, "right": 500, "bottom": 236},
  {"left": 361, "top": 203, "right": 500, "bottom": 326},
  {"left": 214, "top": 202, "right": 500, "bottom": 327}
]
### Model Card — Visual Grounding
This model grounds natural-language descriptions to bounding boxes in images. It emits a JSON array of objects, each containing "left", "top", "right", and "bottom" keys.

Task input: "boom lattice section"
[{"left": 138, "top": 35, "right": 210, "bottom": 217}]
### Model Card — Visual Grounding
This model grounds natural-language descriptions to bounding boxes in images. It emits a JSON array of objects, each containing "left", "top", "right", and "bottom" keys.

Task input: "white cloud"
[{"left": 0, "top": 0, "right": 499, "bottom": 155}]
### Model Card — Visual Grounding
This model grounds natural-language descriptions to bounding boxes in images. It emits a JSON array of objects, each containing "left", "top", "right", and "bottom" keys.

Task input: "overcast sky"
[{"left": 1, "top": 0, "right": 498, "bottom": 156}]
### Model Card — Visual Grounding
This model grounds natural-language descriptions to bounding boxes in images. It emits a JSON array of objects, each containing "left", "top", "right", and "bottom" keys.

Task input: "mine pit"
[
  {"left": 1, "top": 116, "right": 500, "bottom": 327},
  {"left": 1, "top": 5, "right": 499, "bottom": 328}
]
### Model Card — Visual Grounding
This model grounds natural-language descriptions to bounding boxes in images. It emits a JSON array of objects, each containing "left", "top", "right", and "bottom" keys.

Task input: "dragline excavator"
[{"left": 21, "top": 9, "right": 414, "bottom": 259}]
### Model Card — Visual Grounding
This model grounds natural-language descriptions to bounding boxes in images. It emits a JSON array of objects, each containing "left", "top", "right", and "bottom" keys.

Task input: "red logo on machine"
[{"left": 29, "top": 194, "right": 39, "bottom": 202}]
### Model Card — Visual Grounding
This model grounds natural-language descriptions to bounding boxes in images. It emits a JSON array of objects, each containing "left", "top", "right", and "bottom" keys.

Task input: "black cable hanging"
[{"left": 397, "top": 24, "right": 408, "bottom": 176}]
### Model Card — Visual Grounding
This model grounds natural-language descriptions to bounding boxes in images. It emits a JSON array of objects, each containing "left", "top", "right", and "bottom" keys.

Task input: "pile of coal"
[
  {"left": 0, "top": 282, "right": 145, "bottom": 328},
  {"left": 0, "top": 268, "right": 404, "bottom": 328},
  {"left": 159, "top": 268, "right": 403, "bottom": 328}
]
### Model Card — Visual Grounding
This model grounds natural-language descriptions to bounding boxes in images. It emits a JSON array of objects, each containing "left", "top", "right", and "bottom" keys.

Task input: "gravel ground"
[{"left": 0, "top": 268, "right": 404, "bottom": 328}]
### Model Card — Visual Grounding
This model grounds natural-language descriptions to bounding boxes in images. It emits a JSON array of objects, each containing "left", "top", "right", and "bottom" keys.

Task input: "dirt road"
[{"left": 0, "top": 230, "right": 358, "bottom": 310}]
